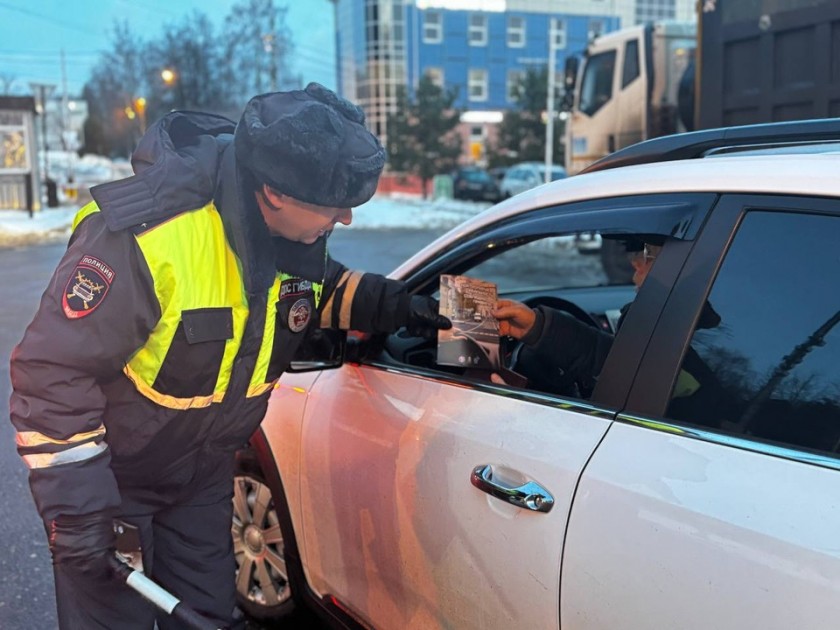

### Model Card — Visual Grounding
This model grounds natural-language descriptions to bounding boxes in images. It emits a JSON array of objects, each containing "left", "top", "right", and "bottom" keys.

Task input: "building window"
[
  {"left": 469, "top": 14, "right": 488, "bottom": 47},
  {"left": 589, "top": 19, "right": 605, "bottom": 40},
  {"left": 507, "top": 15, "right": 526, "bottom": 47},
  {"left": 423, "top": 11, "right": 442, "bottom": 44},
  {"left": 507, "top": 69, "right": 524, "bottom": 101},
  {"left": 425, "top": 67, "right": 444, "bottom": 88},
  {"left": 553, "top": 18, "right": 567, "bottom": 50},
  {"left": 468, "top": 68, "right": 488, "bottom": 101}
]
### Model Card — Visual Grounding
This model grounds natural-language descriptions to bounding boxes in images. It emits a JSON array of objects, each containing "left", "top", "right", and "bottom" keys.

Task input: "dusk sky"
[{"left": 0, "top": 0, "right": 337, "bottom": 97}]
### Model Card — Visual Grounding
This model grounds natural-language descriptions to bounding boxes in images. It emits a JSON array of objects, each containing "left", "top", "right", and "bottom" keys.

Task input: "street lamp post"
[
  {"left": 134, "top": 97, "right": 147, "bottom": 135},
  {"left": 29, "top": 81, "right": 57, "bottom": 212},
  {"left": 544, "top": 18, "right": 558, "bottom": 184}
]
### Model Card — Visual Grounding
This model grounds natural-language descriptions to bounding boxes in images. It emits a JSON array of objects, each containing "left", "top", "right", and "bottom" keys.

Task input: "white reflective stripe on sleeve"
[
  {"left": 16, "top": 426, "right": 106, "bottom": 448},
  {"left": 22, "top": 441, "right": 108, "bottom": 469}
]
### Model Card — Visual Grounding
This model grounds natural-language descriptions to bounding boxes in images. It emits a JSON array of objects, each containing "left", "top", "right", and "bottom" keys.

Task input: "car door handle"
[{"left": 470, "top": 464, "right": 554, "bottom": 513}]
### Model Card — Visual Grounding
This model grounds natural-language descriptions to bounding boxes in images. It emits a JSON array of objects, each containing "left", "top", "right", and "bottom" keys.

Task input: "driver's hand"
[
  {"left": 492, "top": 300, "right": 536, "bottom": 340},
  {"left": 490, "top": 373, "right": 508, "bottom": 386}
]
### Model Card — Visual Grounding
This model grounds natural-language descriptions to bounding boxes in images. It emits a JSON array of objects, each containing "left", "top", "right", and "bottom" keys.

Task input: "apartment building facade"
[{"left": 330, "top": 0, "right": 694, "bottom": 164}]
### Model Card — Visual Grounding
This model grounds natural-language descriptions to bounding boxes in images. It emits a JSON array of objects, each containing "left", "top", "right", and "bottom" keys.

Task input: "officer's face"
[{"left": 257, "top": 185, "right": 353, "bottom": 244}]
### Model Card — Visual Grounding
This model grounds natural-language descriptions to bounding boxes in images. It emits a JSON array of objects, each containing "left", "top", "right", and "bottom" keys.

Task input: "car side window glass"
[
  {"left": 436, "top": 231, "right": 638, "bottom": 400},
  {"left": 622, "top": 39, "right": 640, "bottom": 87},
  {"left": 579, "top": 50, "right": 616, "bottom": 116},
  {"left": 666, "top": 211, "right": 840, "bottom": 457},
  {"left": 466, "top": 232, "right": 634, "bottom": 293}
]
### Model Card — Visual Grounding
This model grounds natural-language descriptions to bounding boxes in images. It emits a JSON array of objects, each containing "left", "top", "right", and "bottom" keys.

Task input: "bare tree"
[
  {"left": 84, "top": 21, "right": 148, "bottom": 156},
  {"left": 222, "top": 0, "right": 294, "bottom": 107},
  {"left": 145, "top": 11, "right": 233, "bottom": 119},
  {"left": 0, "top": 72, "right": 16, "bottom": 95}
]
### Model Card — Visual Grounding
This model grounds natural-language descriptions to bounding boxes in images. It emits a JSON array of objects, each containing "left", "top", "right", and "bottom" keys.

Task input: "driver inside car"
[{"left": 491, "top": 238, "right": 730, "bottom": 426}]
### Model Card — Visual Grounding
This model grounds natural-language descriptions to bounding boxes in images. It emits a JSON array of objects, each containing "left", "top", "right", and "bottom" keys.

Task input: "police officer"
[{"left": 9, "top": 83, "right": 450, "bottom": 628}]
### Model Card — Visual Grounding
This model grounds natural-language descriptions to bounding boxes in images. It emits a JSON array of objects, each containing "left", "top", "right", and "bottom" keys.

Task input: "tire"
[{"left": 232, "top": 451, "right": 296, "bottom": 620}]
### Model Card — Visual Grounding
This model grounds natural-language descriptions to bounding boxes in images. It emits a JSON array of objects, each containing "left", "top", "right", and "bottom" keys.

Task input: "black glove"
[
  {"left": 49, "top": 511, "right": 117, "bottom": 581},
  {"left": 406, "top": 295, "right": 452, "bottom": 340}
]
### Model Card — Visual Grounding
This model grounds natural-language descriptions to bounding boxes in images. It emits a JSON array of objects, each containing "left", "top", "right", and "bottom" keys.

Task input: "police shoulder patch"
[
  {"left": 62, "top": 255, "right": 115, "bottom": 319},
  {"left": 288, "top": 298, "right": 311, "bottom": 333}
]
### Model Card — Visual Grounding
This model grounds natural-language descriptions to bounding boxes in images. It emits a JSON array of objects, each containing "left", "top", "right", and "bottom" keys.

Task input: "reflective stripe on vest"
[{"left": 246, "top": 272, "right": 323, "bottom": 396}]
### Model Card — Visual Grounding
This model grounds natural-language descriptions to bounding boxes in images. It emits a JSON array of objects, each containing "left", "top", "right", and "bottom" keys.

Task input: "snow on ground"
[{"left": 0, "top": 195, "right": 493, "bottom": 248}]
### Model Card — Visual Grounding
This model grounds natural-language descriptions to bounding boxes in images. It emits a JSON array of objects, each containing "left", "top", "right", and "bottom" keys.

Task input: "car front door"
[
  {"left": 293, "top": 193, "right": 715, "bottom": 629},
  {"left": 562, "top": 195, "right": 840, "bottom": 629}
]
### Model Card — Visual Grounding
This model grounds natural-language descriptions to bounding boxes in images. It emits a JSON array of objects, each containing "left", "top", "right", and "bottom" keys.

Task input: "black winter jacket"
[{"left": 10, "top": 111, "right": 410, "bottom": 523}]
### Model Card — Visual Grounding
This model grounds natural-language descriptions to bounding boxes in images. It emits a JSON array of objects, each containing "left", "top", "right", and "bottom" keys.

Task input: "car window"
[
  {"left": 422, "top": 230, "right": 637, "bottom": 400},
  {"left": 666, "top": 210, "right": 840, "bottom": 457},
  {"left": 381, "top": 193, "right": 715, "bottom": 404},
  {"left": 622, "top": 39, "right": 640, "bottom": 88},
  {"left": 464, "top": 232, "right": 632, "bottom": 294}
]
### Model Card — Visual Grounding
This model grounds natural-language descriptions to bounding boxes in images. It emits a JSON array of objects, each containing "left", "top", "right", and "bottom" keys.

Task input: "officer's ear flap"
[{"left": 262, "top": 184, "right": 284, "bottom": 209}]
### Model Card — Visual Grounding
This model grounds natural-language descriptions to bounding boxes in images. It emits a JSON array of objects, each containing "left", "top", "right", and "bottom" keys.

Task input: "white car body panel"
[
  {"left": 250, "top": 146, "right": 840, "bottom": 629},
  {"left": 258, "top": 371, "right": 324, "bottom": 572},
  {"left": 289, "top": 365, "right": 611, "bottom": 629},
  {"left": 562, "top": 422, "right": 840, "bottom": 629}
]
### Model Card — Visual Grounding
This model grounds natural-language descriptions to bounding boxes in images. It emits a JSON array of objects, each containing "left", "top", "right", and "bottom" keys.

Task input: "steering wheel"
[{"left": 500, "top": 295, "right": 601, "bottom": 398}]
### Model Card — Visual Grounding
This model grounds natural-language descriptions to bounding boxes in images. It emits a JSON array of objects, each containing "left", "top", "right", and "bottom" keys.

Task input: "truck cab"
[{"left": 564, "top": 22, "right": 696, "bottom": 175}]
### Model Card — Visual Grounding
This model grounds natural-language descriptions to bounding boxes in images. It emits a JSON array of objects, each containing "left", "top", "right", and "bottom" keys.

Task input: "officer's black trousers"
[{"left": 53, "top": 474, "right": 237, "bottom": 629}]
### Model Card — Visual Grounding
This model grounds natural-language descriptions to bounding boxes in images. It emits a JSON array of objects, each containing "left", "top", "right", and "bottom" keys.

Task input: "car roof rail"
[{"left": 581, "top": 118, "right": 840, "bottom": 174}]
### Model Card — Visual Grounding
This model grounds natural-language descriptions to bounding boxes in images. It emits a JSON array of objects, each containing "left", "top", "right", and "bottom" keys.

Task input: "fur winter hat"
[{"left": 234, "top": 82, "right": 385, "bottom": 208}]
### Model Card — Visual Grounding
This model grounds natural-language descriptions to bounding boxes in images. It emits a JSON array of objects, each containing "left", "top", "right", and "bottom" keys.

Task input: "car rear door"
[{"left": 562, "top": 194, "right": 840, "bottom": 629}]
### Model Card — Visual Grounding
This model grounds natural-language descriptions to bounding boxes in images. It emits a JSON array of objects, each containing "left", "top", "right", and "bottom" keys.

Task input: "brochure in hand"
[{"left": 437, "top": 275, "right": 500, "bottom": 370}]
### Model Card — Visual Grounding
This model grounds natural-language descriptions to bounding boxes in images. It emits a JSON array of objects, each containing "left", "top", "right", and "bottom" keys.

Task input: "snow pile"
[
  {"left": 349, "top": 194, "right": 492, "bottom": 230},
  {"left": 0, "top": 207, "right": 79, "bottom": 247}
]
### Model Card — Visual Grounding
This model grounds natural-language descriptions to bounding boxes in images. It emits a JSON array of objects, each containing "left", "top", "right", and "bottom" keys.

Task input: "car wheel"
[{"left": 232, "top": 452, "right": 296, "bottom": 620}]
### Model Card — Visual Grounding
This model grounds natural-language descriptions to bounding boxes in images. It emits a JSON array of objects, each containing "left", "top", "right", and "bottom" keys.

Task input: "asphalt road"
[{"left": 0, "top": 226, "right": 445, "bottom": 629}]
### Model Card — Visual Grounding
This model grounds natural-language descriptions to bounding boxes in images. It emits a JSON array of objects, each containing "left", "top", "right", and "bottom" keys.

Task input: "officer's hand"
[
  {"left": 407, "top": 295, "right": 452, "bottom": 340},
  {"left": 49, "top": 511, "right": 117, "bottom": 581}
]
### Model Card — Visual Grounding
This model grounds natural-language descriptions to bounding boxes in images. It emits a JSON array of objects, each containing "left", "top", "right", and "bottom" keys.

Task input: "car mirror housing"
[{"left": 288, "top": 328, "right": 346, "bottom": 372}]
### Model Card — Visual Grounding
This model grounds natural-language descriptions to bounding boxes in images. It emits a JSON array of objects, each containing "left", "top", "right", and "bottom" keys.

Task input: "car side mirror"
[{"left": 288, "top": 328, "right": 346, "bottom": 372}]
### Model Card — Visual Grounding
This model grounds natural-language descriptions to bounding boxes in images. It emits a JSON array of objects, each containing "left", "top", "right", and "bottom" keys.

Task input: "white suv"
[{"left": 233, "top": 120, "right": 840, "bottom": 630}]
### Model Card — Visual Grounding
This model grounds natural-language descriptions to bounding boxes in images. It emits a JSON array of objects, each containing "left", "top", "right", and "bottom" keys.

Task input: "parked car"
[
  {"left": 452, "top": 167, "right": 502, "bottom": 202},
  {"left": 488, "top": 165, "right": 509, "bottom": 187},
  {"left": 499, "top": 161, "right": 566, "bottom": 198},
  {"left": 233, "top": 119, "right": 840, "bottom": 629}
]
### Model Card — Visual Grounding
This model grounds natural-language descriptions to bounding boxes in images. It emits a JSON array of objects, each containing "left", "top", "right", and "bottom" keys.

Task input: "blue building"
[{"left": 330, "top": 0, "right": 621, "bottom": 164}]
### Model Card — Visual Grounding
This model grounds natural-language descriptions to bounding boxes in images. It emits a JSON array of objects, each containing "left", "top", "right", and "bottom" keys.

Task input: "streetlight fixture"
[
  {"left": 161, "top": 68, "right": 177, "bottom": 85},
  {"left": 134, "top": 97, "right": 147, "bottom": 134}
]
